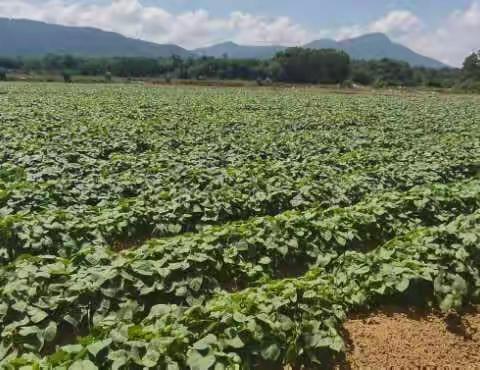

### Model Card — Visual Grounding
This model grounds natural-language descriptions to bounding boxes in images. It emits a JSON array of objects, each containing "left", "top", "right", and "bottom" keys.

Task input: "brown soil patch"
[{"left": 341, "top": 306, "right": 480, "bottom": 369}]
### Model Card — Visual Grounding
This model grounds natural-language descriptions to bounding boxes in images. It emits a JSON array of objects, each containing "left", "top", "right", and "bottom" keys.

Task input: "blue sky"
[
  {"left": 53, "top": 0, "right": 474, "bottom": 28},
  {"left": 1, "top": 0, "right": 479, "bottom": 66},
  {"left": 145, "top": 0, "right": 470, "bottom": 27}
]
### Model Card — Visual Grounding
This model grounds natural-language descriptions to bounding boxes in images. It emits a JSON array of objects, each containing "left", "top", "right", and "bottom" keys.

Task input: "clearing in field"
[
  {"left": 0, "top": 83, "right": 480, "bottom": 369},
  {"left": 342, "top": 306, "right": 480, "bottom": 368}
]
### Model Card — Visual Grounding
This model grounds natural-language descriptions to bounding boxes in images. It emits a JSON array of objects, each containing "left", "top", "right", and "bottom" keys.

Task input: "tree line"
[{"left": 0, "top": 48, "right": 479, "bottom": 89}]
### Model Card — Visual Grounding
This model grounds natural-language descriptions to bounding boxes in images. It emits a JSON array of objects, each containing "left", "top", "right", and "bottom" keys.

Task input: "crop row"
[
  {"left": 1, "top": 154, "right": 479, "bottom": 262},
  {"left": 2, "top": 128, "right": 477, "bottom": 215},
  {"left": 2, "top": 98, "right": 478, "bottom": 209},
  {"left": 5, "top": 208, "right": 480, "bottom": 369},
  {"left": 2, "top": 84, "right": 480, "bottom": 369},
  {"left": 2, "top": 86, "right": 480, "bottom": 261},
  {"left": 1, "top": 178, "right": 480, "bottom": 359}
]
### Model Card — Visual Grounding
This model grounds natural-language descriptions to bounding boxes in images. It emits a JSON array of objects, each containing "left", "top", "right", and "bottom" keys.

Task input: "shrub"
[{"left": 62, "top": 71, "right": 72, "bottom": 83}]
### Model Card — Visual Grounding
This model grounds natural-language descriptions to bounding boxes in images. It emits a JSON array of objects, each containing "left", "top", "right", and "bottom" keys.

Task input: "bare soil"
[{"left": 340, "top": 306, "right": 480, "bottom": 369}]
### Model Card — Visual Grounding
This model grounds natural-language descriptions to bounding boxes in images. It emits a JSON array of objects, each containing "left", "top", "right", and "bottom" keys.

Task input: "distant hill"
[
  {"left": 0, "top": 18, "right": 448, "bottom": 68},
  {"left": 194, "top": 42, "right": 285, "bottom": 60},
  {"left": 197, "top": 33, "right": 448, "bottom": 69},
  {"left": 0, "top": 18, "right": 191, "bottom": 58},
  {"left": 304, "top": 33, "right": 447, "bottom": 69}
]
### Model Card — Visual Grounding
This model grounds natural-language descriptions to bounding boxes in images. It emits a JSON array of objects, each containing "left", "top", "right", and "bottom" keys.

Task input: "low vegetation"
[
  {"left": 0, "top": 83, "right": 479, "bottom": 368},
  {"left": 1, "top": 48, "right": 479, "bottom": 90}
]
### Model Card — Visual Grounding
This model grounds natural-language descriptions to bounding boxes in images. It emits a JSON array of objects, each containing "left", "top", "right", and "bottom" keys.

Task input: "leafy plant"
[{"left": 1, "top": 83, "right": 480, "bottom": 368}]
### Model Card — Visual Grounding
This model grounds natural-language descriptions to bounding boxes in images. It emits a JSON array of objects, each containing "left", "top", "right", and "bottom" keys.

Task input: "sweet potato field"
[{"left": 1, "top": 83, "right": 480, "bottom": 369}]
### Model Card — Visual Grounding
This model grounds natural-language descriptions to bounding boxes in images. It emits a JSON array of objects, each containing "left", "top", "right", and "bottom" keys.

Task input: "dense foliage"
[
  {"left": 463, "top": 51, "right": 480, "bottom": 79},
  {"left": 273, "top": 48, "right": 350, "bottom": 84},
  {"left": 351, "top": 59, "right": 460, "bottom": 87},
  {"left": 460, "top": 50, "right": 480, "bottom": 92},
  {"left": 0, "top": 84, "right": 480, "bottom": 369},
  {"left": 0, "top": 52, "right": 466, "bottom": 88}
]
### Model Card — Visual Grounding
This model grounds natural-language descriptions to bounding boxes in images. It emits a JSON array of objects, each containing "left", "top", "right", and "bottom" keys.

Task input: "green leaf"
[
  {"left": 224, "top": 336, "right": 244, "bottom": 349},
  {"left": 335, "top": 235, "right": 347, "bottom": 247},
  {"left": 175, "top": 286, "right": 188, "bottom": 297},
  {"left": 69, "top": 360, "right": 98, "bottom": 370},
  {"left": 108, "top": 350, "right": 129, "bottom": 370},
  {"left": 395, "top": 278, "right": 410, "bottom": 292},
  {"left": 233, "top": 312, "right": 247, "bottom": 323},
  {"left": 452, "top": 275, "right": 468, "bottom": 293},
  {"left": 87, "top": 338, "right": 112, "bottom": 357},
  {"left": 44, "top": 321, "right": 57, "bottom": 342},
  {"left": 439, "top": 294, "right": 455, "bottom": 312},
  {"left": 19, "top": 326, "right": 39, "bottom": 337},
  {"left": 187, "top": 351, "right": 216, "bottom": 370},
  {"left": 287, "top": 238, "right": 298, "bottom": 248},
  {"left": 28, "top": 307, "right": 48, "bottom": 324},
  {"left": 193, "top": 334, "right": 217, "bottom": 351},
  {"left": 142, "top": 348, "right": 160, "bottom": 367},
  {"left": 189, "top": 277, "right": 203, "bottom": 292},
  {"left": 261, "top": 343, "right": 281, "bottom": 361},
  {"left": 329, "top": 336, "right": 344, "bottom": 352},
  {"left": 167, "top": 361, "right": 180, "bottom": 370},
  {"left": 148, "top": 304, "right": 173, "bottom": 319},
  {"left": 322, "top": 230, "right": 333, "bottom": 242},
  {"left": 258, "top": 256, "right": 271, "bottom": 265},
  {"left": 62, "top": 344, "right": 84, "bottom": 354}
]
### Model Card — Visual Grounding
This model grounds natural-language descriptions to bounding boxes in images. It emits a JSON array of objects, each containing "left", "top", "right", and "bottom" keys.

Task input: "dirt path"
[{"left": 340, "top": 306, "right": 480, "bottom": 369}]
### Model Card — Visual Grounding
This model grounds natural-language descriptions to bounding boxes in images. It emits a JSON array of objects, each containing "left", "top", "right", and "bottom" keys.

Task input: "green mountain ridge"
[
  {"left": 303, "top": 33, "right": 447, "bottom": 69},
  {"left": 0, "top": 17, "right": 191, "bottom": 58},
  {"left": 199, "top": 33, "right": 448, "bottom": 68},
  {"left": 0, "top": 18, "right": 449, "bottom": 69},
  {"left": 194, "top": 41, "right": 286, "bottom": 60}
]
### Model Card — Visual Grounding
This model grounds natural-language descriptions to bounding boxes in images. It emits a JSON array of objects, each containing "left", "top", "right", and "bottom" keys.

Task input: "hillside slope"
[
  {"left": 0, "top": 18, "right": 191, "bottom": 58},
  {"left": 197, "top": 33, "right": 447, "bottom": 68},
  {"left": 305, "top": 33, "right": 447, "bottom": 68},
  {"left": 0, "top": 18, "right": 448, "bottom": 68}
]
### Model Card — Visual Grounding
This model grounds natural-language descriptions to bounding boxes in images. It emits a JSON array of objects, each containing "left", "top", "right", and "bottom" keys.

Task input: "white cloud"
[
  {"left": 331, "top": 5, "right": 479, "bottom": 67},
  {"left": 333, "top": 25, "right": 365, "bottom": 40},
  {"left": 369, "top": 10, "right": 423, "bottom": 35},
  {"left": 0, "top": 0, "right": 311, "bottom": 48},
  {"left": 0, "top": 0, "right": 478, "bottom": 66},
  {"left": 402, "top": 2, "right": 480, "bottom": 66},
  {"left": 332, "top": 10, "right": 423, "bottom": 40},
  {"left": 228, "top": 12, "right": 309, "bottom": 46}
]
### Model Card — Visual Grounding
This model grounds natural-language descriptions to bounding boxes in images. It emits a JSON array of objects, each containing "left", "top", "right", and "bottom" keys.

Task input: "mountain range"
[
  {"left": 0, "top": 17, "right": 448, "bottom": 69},
  {"left": 0, "top": 18, "right": 191, "bottom": 58}
]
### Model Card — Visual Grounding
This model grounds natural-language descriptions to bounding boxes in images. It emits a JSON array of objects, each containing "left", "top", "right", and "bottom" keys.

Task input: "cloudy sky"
[{"left": 1, "top": 0, "right": 479, "bottom": 66}]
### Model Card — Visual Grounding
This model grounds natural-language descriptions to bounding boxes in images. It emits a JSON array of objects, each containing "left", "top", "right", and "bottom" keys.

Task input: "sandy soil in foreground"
[{"left": 340, "top": 306, "right": 480, "bottom": 369}]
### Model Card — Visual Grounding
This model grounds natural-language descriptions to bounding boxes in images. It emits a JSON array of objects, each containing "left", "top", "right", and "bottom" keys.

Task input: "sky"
[{"left": 0, "top": 0, "right": 479, "bottom": 66}]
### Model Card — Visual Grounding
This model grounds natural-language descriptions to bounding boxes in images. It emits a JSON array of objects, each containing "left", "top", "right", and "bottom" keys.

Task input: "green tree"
[
  {"left": 274, "top": 48, "right": 350, "bottom": 84},
  {"left": 459, "top": 51, "right": 480, "bottom": 91},
  {"left": 171, "top": 55, "right": 186, "bottom": 78},
  {"left": 463, "top": 51, "right": 480, "bottom": 79},
  {"left": 352, "top": 59, "right": 415, "bottom": 87},
  {"left": 62, "top": 70, "right": 72, "bottom": 83},
  {"left": 351, "top": 69, "right": 373, "bottom": 85},
  {"left": 0, "top": 67, "right": 6, "bottom": 81},
  {"left": 0, "top": 57, "right": 21, "bottom": 70}
]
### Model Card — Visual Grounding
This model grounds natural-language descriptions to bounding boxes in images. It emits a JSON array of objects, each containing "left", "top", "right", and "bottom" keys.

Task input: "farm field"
[{"left": 1, "top": 83, "right": 480, "bottom": 369}]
